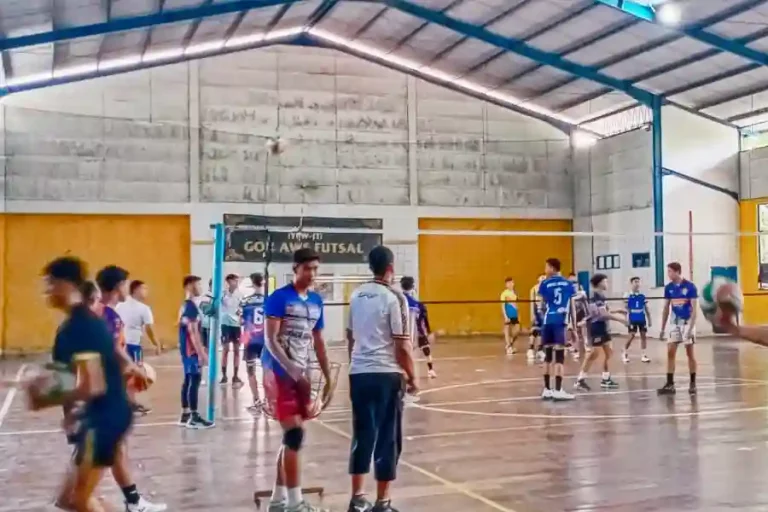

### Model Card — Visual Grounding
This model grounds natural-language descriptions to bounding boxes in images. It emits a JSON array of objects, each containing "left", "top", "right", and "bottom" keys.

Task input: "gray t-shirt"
[{"left": 348, "top": 281, "right": 410, "bottom": 375}]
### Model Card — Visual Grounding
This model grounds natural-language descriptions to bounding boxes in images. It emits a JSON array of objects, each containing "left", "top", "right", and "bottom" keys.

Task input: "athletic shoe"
[
  {"left": 372, "top": 500, "right": 399, "bottom": 512},
  {"left": 505, "top": 346, "right": 514, "bottom": 356},
  {"left": 541, "top": 388, "right": 554, "bottom": 400},
  {"left": 552, "top": 389, "right": 575, "bottom": 401},
  {"left": 348, "top": 495, "right": 373, "bottom": 512},
  {"left": 247, "top": 400, "right": 263, "bottom": 413},
  {"left": 537, "top": 350, "right": 546, "bottom": 362},
  {"left": 689, "top": 385, "right": 697, "bottom": 396},
  {"left": 600, "top": 378, "right": 619, "bottom": 389},
  {"left": 232, "top": 376, "right": 245, "bottom": 388},
  {"left": 622, "top": 352, "right": 630, "bottom": 364},
  {"left": 427, "top": 369, "right": 437, "bottom": 379},
  {"left": 285, "top": 501, "right": 328, "bottom": 512},
  {"left": 572, "top": 353, "right": 580, "bottom": 361},
  {"left": 126, "top": 497, "right": 168, "bottom": 512},
  {"left": 657, "top": 383, "right": 676, "bottom": 396},
  {"left": 219, "top": 375, "right": 228, "bottom": 385},
  {"left": 268, "top": 501, "right": 286, "bottom": 512},
  {"left": 186, "top": 412, "right": 214, "bottom": 429},
  {"left": 133, "top": 403, "right": 152, "bottom": 415},
  {"left": 641, "top": 354, "right": 651, "bottom": 363},
  {"left": 177, "top": 412, "right": 190, "bottom": 426},
  {"left": 574, "top": 379, "right": 591, "bottom": 391},
  {"left": 526, "top": 349, "right": 535, "bottom": 361}
]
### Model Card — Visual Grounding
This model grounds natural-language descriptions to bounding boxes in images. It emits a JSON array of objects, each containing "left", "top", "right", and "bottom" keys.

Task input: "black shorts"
[
  {"left": 417, "top": 335, "right": 430, "bottom": 348},
  {"left": 244, "top": 343, "right": 263, "bottom": 362},
  {"left": 628, "top": 321, "right": 647, "bottom": 334},
  {"left": 504, "top": 317, "right": 519, "bottom": 326},
  {"left": 221, "top": 325, "right": 241, "bottom": 345},
  {"left": 73, "top": 412, "right": 132, "bottom": 468},
  {"left": 201, "top": 327, "right": 210, "bottom": 344},
  {"left": 591, "top": 333, "right": 612, "bottom": 347}
]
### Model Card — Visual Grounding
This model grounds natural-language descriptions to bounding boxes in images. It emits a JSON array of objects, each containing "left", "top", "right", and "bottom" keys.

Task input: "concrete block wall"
[{"left": 740, "top": 144, "right": 768, "bottom": 199}]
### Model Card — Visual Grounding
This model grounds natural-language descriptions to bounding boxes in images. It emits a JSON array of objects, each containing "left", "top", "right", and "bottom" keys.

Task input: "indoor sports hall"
[{"left": 2, "top": 0, "right": 768, "bottom": 511}]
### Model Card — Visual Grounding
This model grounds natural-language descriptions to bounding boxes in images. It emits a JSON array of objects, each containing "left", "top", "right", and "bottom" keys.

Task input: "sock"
[
  {"left": 602, "top": 372, "right": 610, "bottom": 380},
  {"left": 544, "top": 374, "right": 551, "bottom": 390},
  {"left": 234, "top": 367, "right": 239, "bottom": 378},
  {"left": 690, "top": 372, "right": 696, "bottom": 386},
  {"left": 121, "top": 485, "right": 140, "bottom": 505},
  {"left": 427, "top": 362, "right": 434, "bottom": 371},
  {"left": 181, "top": 374, "right": 191, "bottom": 409},
  {"left": 271, "top": 485, "right": 288, "bottom": 503},
  {"left": 578, "top": 371, "right": 585, "bottom": 380},
  {"left": 221, "top": 366, "right": 227, "bottom": 377},
  {"left": 555, "top": 376, "right": 563, "bottom": 391},
  {"left": 189, "top": 373, "right": 202, "bottom": 412},
  {"left": 287, "top": 487, "right": 303, "bottom": 508},
  {"left": 666, "top": 373, "right": 674, "bottom": 386}
]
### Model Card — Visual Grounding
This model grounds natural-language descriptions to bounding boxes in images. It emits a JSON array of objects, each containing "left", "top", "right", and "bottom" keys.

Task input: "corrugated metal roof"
[{"left": 2, "top": 0, "right": 768, "bottom": 134}]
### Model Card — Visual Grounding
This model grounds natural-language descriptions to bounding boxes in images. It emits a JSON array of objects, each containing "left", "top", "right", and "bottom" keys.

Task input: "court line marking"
[
  {"left": 406, "top": 418, "right": 623, "bottom": 441},
  {"left": 0, "top": 364, "right": 27, "bottom": 430},
  {"left": 314, "top": 419, "right": 519, "bottom": 512}
]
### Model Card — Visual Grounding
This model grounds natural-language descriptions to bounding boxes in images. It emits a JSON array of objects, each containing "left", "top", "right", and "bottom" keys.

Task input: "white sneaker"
[
  {"left": 126, "top": 497, "right": 168, "bottom": 512},
  {"left": 537, "top": 350, "right": 546, "bottom": 361},
  {"left": 541, "top": 388, "right": 554, "bottom": 400},
  {"left": 573, "top": 353, "right": 580, "bottom": 361},
  {"left": 622, "top": 352, "right": 630, "bottom": 364},
  {"left": 641, "top": 354, "right": 651, "bottom": 363},
  {"left": 286, "top": 501, "right": 328, "bottom": 512},
  {"left": 505, "top": 347, "right": 514, "bottom": 356},
  {"left": 526, "top": 349, "right": 535, "bottom": 360},
  {"left": 268, "top": 501, "right": 287, "bottom": 512},
  {"left": 428, "top": 369, "right": 437, "bottom": 379},
  {"left": 552, "top": 389, "right": 575, "bottom": 401}
]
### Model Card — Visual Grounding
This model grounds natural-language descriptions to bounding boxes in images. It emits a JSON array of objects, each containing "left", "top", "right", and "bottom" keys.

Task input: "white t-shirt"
[
  {"left": 221, "top": 290, "right": 243, "bottom": 327},
  {"left": 116, "top": 297, "right": 154, "bottom": 346},
  {"left": 348, "top": 281, "right": 410, "bottom": 375}
]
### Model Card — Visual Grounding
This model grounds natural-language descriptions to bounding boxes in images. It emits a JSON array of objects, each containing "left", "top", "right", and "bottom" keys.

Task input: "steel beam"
[
  {"left": 661, "top": 167, "right": 739, "bottom": 201},
  {"left": 389, "top": 0, "right": 464, "bottom": 53},
  {"left": 305, "top": 0, "right": 341, "bottom": 29},
  {"left": 0, "top": 0, "right": 301, "bottom": 51},
  {"left": 385, "top": 0, "right": 657, "bottom": 105},
  {"left": 651, "top": 97, "right": 664, "bottom": 288}
]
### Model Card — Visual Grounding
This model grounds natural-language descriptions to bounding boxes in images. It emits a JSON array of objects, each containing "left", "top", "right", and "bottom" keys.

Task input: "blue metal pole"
[
  {"left": 207, "top": 223, "right": 225, "bottom": 423},
  {"left": 651, "top": 97, "right": 664, "bottom": 288}
]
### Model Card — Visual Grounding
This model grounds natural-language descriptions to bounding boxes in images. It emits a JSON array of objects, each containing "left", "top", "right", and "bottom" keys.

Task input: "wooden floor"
[{"left": 2, "top": 336, "right": 768, "bottom": 511}]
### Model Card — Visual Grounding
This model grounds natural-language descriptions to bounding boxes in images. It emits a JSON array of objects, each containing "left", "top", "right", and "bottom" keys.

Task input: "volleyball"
[
  {"left": 127, "top": 363, "right": 156, "bottom": 393},
  {"left": 265, "top": 136, "right": 287, "bottom": 155},
  {"left": 26, "top": 363, "right": 76, "bottom": 410},
  {"left": 700, "top": 277, "right": 743, "bottom": 320}
]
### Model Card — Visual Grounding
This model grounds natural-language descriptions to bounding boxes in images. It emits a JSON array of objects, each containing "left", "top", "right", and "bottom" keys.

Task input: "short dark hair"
[
  {"left": 294, "top": 248, "right": 320, "bottom": 266},
  {"left": 81, "top": 281, "right": 100, "bottom": 303},
  {"left": 250, "top": 272, "right": 264, "bottom": 287},
  {"left": 630, "top": 276, "right": 640, "bottom": 283},
  {"left": 129, "top": 280, "right": 145, "bottom": 295},
  {"left": 43, "top": 256, "right": 87, "bottom": 286},
  {"left": 225, "top": 273, "right": 239, "bottom": 282},
  {"left": 369, "top": 246, "right": 394, "bottom": 276},
  {"left": 504, "top": 277, "right": 514, "bottom": 283},
  {"left": 667, "top": 262, "right": 682, "bottom": 273},
  {"left": 591, "top": 273, "right": 607, "bottom": 287},
  {"left": 95, "top": 265, "right": 129, "bottom": 293},
  {"left": 184, "top": 275, "right": 201, "bottom": 288},
  {"left": 546, "top": 258, "right": 561, "bottom": 272},
  {"left": 400, "top": 276, "right": 415, "bottom": 291},
  {"left": 568, "top": 273, "right": 576, "bottom": 277}
]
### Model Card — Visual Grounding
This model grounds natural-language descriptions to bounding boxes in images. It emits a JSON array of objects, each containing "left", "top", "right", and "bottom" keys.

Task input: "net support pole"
[
  {"left": 207, "top": 222, "right": 225, "bottom": 423},
  {"left": 651, "top": 97, "right": 665, "bottom": 288}
]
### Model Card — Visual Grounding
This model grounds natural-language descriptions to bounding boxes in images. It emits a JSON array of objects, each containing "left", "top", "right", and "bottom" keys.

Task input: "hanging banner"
[
  {"left": 223, "top": 214, "right": 383, "bottom": 230},
  {"left": 225, "top": 229, "right": 383, "bottom": 263}
]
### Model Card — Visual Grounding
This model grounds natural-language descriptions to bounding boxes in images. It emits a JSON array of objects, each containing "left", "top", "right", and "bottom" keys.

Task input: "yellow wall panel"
[
  {"left": 739, "top": 199, "right": 768, "bottom": 325},
  {"left": 419, "top": 218, "right": 573, "bottom": 335},
  {"left": 3, "top": 214, "right": 190, "bottom": 353}
]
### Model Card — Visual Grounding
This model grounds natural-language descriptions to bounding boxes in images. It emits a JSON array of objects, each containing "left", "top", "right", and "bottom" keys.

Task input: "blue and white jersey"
[
  {"left": 262, "top": 284, "right": 324, "bottom": 377},
  {"left": 664, "top": 279, "right": 698, "bottom": 321},
  {"left": 538, "top": 275, "right": 575, "bottom": 326},
  {"left": 241, "top": 292, "right": 265, "bottom": 347},
  {"left": 625, "top": 292, "right": 647, "bottom": 323}
]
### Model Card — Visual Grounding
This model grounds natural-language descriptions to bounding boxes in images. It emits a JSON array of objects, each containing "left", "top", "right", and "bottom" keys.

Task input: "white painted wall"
[
  {"left": 661, "top": 105, "right": 740, "bottom": 334},
  {"left": 740, "top": 144, "right": 768, "bottom": 199}
]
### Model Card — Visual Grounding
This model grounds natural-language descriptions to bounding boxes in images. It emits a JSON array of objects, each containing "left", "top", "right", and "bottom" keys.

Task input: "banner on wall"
[{"left": 222, "top": 214, "right": 384, "bottom": 264}]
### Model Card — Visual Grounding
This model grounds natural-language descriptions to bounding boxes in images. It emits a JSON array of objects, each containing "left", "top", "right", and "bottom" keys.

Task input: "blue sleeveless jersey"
[
  {"left": 626, "top": 292, "right": 647, "bottom": 323},
  {"left": 240, "top": 293, "right": 265, "bottom": 346}
]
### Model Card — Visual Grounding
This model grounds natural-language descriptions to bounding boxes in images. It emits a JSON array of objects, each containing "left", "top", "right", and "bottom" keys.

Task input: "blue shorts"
[
  {"left": 126, "top": 344, "right": 143, "bottom": 363},
  {"left": 541, "top": 324, "right": 566, "bottom": 346},
  {"left": 182, "top": 354, "right": 201, "bottom": 375},
  {"left": 244, "top": 343, "right": 263, "bottom": 363}
]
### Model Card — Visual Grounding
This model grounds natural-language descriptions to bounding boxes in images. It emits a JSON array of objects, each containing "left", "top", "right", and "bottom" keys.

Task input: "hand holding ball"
[
  {"left": 700, "top": 277, "right": 743, "bottom": 327},
  {"left": 126, "top": 363, "right": 156, "bottom": 393},
  {"left": 26, "top": 363, "right": 76, "bottom": 411}
]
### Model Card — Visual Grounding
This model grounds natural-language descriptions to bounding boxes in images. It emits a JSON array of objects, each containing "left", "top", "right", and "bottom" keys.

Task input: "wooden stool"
[{"left": 253, "top": 487, "right": 324, "bottom": 509}]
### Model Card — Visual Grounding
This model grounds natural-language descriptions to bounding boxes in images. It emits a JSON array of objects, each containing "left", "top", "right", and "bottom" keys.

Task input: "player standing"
[
  {"left": 221, "top": 274, "right": 244, "bottom": 387},
  {"left": 178, "top": 275, "right": 214, "bottom": 428},
  {"left": 242, "top": 272, "right": 266, "bottom": 412},
  {"left": 262, "top": 248, "right": 332, "bottom": 512},
  {"left": 538, "top": 259, "right": 575, "bottom": 401},
  {"left": 623, "top": 277, "right": 651, "bottom": 363},
  {"left": 500, "top": 278, "right": 520, "bottom": 356},
  {"left": 527, "top": 275, "right": 545, "bottom": 362},
  {"left": 116, "top": 280, "right": 162, "bottom": 364},
  {"left": 400, "top": 276, "right": 437, "bottom": 378},
  {"left": 658, "top": 262, "right": 698, "bottom": 396}
]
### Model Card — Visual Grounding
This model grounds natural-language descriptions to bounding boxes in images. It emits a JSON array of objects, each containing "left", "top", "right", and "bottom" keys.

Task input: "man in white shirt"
[
  {"left": 116, "top": 280, "right": 162, "bottom": 363},
  {"left": 346, "top": 246, "right": 417, "bottom": 512},
  {"left": 220, "top": 274, "right": 244, "bottom": 387}
]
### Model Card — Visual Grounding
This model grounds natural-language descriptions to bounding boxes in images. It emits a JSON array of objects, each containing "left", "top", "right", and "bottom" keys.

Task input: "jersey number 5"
[{"left": 553, "top": 288, "right": 563, "bottom": 305}]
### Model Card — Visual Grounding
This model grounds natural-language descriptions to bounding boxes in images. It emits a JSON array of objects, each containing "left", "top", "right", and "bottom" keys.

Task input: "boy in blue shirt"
[
  {"left": 178, "top": 275, "right": 213, "bottom": 429},
  {"left": 623, "top": 276, "right": 652, "bottom": 364},
  {"left": 401, "top": 276, "right": 437, "bottom": 378},
  {"left": 242, "top": 272, "right": 266, "bottom": 412},
  {"left": 538, "top": 258, "right": 575, "bottom": 401},
  {"left": 658, "top": 262, "right": 699, "bottom": 396}
]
